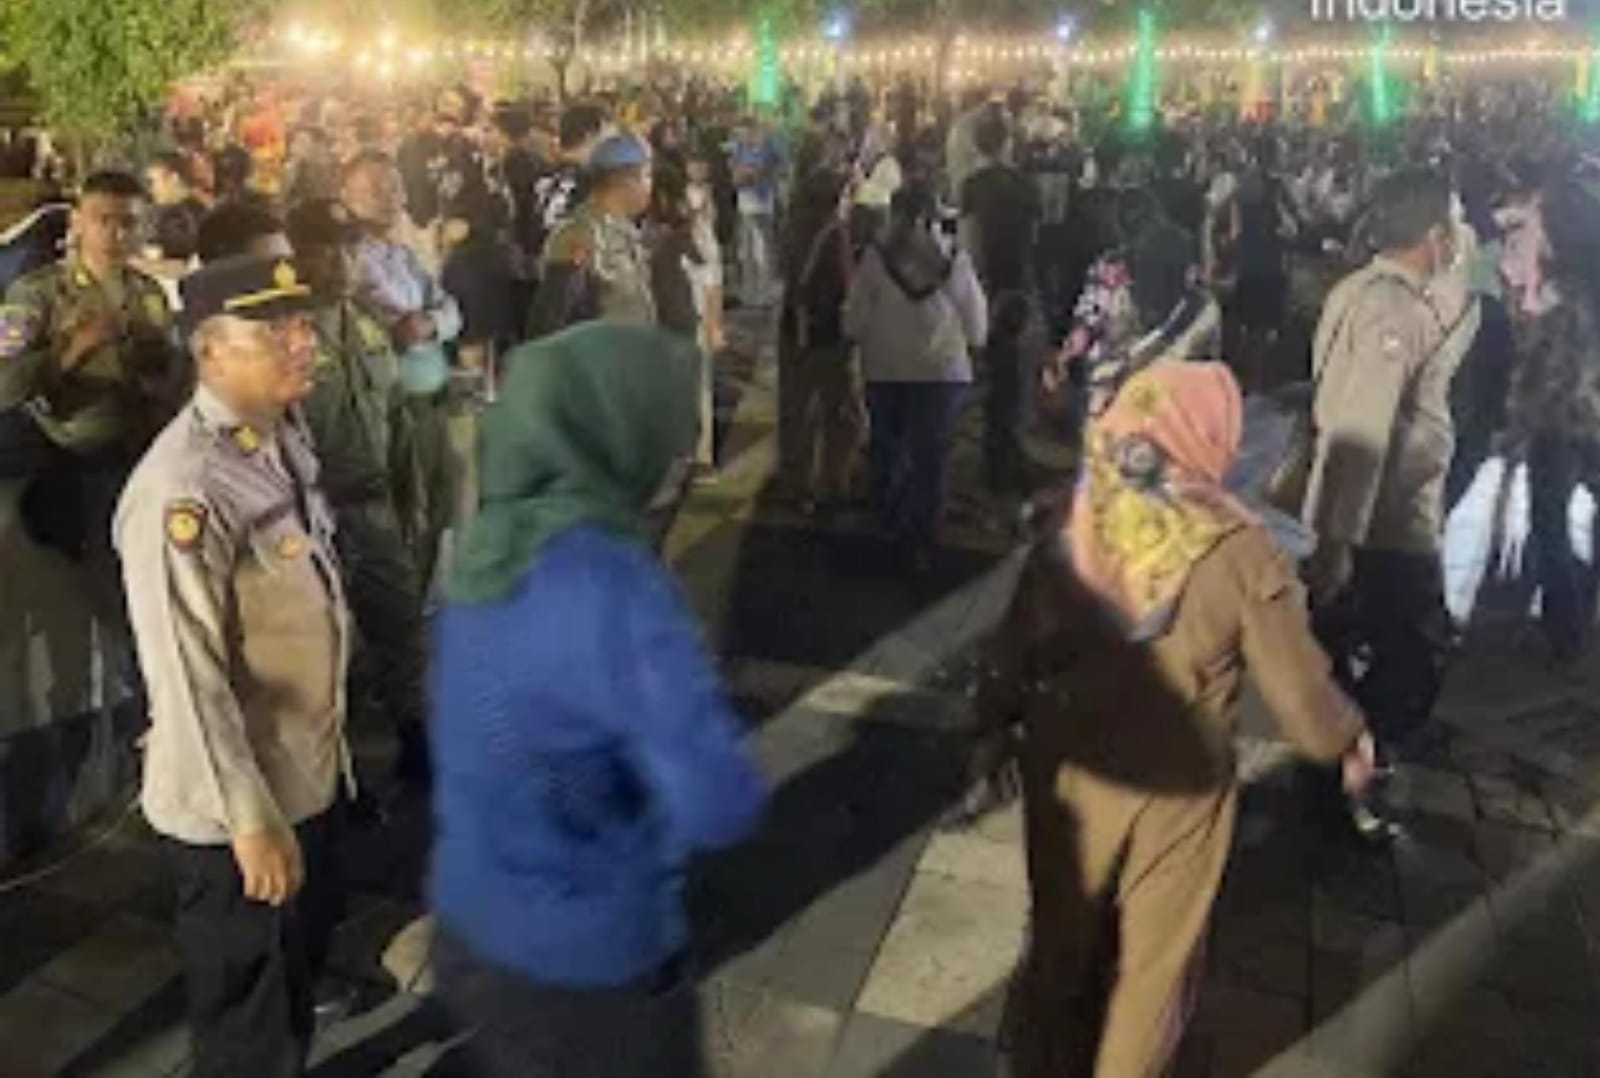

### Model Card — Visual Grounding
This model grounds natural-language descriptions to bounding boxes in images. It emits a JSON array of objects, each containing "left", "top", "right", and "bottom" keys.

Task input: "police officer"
[
  {"left": 1303, "top": 167, "right": 1478, "bottom": 777},
  {"left": 288, "top": 198, "right": 431, "bottom": 785},
  {"left": 116, "top": 254, "right": 348, "bottom": 1078},
  {"left": 0, "top": 171, "right": 184, "bottom": 567},
  {"left": 190, "top": 200, "right": 432, "bottom": 788},
  {"left": 529, "top": 132, "right": 658, "bottom": 335}
]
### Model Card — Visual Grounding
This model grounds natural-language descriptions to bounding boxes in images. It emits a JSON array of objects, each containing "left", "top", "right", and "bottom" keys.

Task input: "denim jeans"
[
  {"left": 866, "top": 381, "right": 967, "bottom": 549},
  {"left": 736, "top": 211, "right": 776, "bottom": 306}
]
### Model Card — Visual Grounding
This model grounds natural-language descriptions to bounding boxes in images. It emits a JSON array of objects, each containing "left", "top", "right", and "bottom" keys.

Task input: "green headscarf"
[{"left": 447, "top": 322, "right": 702, "bottom": 604}]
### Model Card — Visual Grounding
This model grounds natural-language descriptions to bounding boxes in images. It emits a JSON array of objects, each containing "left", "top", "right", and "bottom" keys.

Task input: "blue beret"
[{"left": 586, "top": 133, "right": 651, "bottom": 176}]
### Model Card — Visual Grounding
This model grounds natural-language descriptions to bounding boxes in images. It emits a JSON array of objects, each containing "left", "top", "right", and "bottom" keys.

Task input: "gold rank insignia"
[
  {"left": 166, "top": 501, "right": 207, "bottom": 551},
  {"left": 233, "top": 426, "right": 261, "bottom": 454},
  {"left": 277, "top": 531, "right": 308, "bottom": 559},
  {"left": 274, "top": 260, "right": 300, "bottom": 289}
]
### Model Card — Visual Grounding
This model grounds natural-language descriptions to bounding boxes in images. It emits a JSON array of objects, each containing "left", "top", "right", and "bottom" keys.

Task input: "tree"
[{"left": 1, "top": 0, "right": 261, "bottom": 152}]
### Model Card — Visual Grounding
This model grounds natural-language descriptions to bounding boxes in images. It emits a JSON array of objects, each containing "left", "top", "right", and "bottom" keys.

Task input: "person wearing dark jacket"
[
  {"left": 429, "top": 322, "right": 765, "bottom": 1076},
  {"left": 777, "top": 165, "right": 864, "bottom": 511}
]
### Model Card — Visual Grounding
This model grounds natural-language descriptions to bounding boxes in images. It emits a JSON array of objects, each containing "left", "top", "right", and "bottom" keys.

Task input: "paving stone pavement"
[{"left": 8, "top": 318, "right": 1600, "bottom": 1076}]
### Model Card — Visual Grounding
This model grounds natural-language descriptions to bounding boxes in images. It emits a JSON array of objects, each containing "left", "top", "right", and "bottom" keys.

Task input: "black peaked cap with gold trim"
[{"left": 179, "top": 254, "right": 319, "bottom": 336}]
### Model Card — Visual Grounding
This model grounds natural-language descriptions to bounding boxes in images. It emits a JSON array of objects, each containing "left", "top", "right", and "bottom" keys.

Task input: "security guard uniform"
[
  {"left": 303, "top": 297, "right": 429, "bottom": 743},
  {"left": 115, "top": 256, "right": 349, "bottom": 1077}
]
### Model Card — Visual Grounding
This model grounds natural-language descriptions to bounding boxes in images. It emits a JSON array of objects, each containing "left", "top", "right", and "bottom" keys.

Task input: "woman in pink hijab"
[{"left": 970, "top": 362, "right": 1373, "bottom": 1077}]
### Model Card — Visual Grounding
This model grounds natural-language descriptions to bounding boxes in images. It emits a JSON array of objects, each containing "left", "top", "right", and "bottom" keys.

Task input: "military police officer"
[
  {"left": 529, "top": 132, "right": 658, "bottom": 335},
  {"left": 116, "top": 254, "right": 348, "bottom": 1078}
]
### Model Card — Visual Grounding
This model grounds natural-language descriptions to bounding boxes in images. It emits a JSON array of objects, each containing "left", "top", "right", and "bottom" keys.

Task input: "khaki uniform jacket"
[
  {"left": 984, "top": 526, "right": 1364, "bottom": 792},
  {"left": 1305, "top": 250, "right": 1480, "bottom": 554},
  {"left": 0, "top": 256, "right": 184, "bottom": 456},
  {"left": 116, "top": 385, "right": 350, "bottom": 846}
]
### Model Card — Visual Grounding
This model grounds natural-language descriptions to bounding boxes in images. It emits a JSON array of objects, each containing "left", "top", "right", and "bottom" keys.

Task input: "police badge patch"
[
  {"left": 166, "top": 501, "right": 208, "bottom": 551},
  {"left": 0, "top": 304, "right": 40, "bottom": 360}
]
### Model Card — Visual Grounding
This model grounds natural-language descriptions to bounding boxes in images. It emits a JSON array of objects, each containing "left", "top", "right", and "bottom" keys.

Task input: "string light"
[{"left": 266, "top": 19, "right": 1599, "bottom": 82}]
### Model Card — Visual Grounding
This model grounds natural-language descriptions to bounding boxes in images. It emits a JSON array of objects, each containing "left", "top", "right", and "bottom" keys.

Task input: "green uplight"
[
  {"left": 1369, "top": 24, "right": 1393, "bottom": 127},
  {"left": 751, "top": 15, "right": 780, "bottom": 111},
  {"left": 1125, "top": 8, "right": 1157, "bottom": 135},
  {"left": 1581, "top": 41, "right": 1600, "bottom": 124}
]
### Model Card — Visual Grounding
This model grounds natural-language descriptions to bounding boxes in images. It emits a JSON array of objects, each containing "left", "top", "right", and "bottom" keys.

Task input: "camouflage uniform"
[
  {"left": 0, "top": 257, "right": 185, "bottom": 632},
  {"left": 529, "top": 203, "right": 658, "bottom": 334},
  {"left": 303, "top": 300, "right": 428, "bottom": 737},
  {"left": 0, "top": 255, "right": 184, "bottom": 458}
]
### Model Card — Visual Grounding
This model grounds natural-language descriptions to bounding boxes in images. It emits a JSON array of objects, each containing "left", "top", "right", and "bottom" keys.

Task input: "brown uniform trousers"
[{"left": 984, "top": 526, "right": 1363, "bottom": 1077}]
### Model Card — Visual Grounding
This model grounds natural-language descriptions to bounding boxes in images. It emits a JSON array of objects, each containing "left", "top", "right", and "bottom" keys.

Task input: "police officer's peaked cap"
[
  {"left": 179, "top": 254, "right": 319, "bottom": 335},
  {"left": 585, "top": 132, "right": 652, "bottom": 177}
]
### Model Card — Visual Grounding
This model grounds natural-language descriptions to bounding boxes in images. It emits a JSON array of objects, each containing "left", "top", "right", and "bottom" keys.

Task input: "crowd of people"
[{"left": 3, "top": 60, "right": 1600, "bottom": 1076}]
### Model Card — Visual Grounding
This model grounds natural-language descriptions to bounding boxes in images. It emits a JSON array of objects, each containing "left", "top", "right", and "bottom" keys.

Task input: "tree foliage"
[{"left": 2, "top": 0, "right": 261, "bottom": 140}]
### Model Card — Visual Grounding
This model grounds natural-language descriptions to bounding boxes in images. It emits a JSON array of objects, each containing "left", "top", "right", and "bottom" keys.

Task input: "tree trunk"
[
  {"left": 933, "top": 15, "right": 957, "bottom": 103},
  {"left": 553, "top": 54, "right": 571, "bottom": 103}
]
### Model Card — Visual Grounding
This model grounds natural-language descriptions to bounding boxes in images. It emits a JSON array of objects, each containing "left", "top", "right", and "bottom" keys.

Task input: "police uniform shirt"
[
  {"left": 0, "top": 256, "right": 180, "bottom": 454},
  {"left": 1306, "top": 247, "right": 1481, "bottom": 554},
  {"left": 115, "top": 383, "right": 350, "bottom": 846}
]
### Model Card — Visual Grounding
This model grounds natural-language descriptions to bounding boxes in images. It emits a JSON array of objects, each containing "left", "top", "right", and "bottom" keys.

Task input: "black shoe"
[
  {"left": 314, "top": 979, "right": 361, "bottom": 1027},
  {"left": 1346, "top": 797, "right": 1404, "bottom": 846}
]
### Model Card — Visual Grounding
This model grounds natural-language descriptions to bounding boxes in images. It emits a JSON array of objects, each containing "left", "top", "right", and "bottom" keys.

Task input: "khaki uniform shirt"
[
  {"left": 544, "top": 203, "right": 658, "bottom": 326},
  {"left": 302, "top": 301, "right": 404, "bottom": 507},
  {"left": 0, "top": 256, "right": 184, "bottom": 456},
  {"left": 115, "top": 385, "right": 351, "bottom": 846},
  {"left": 1305, "top": 250, "right": 1480, "bottom": 554}
]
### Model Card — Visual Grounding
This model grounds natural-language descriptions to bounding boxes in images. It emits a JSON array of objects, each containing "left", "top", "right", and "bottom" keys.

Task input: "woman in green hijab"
[{"left": 429, "top": 323, "right": 766, "bottom": 1077}]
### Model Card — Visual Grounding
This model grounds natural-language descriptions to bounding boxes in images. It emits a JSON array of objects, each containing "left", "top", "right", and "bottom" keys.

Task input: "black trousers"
[
  {"left": 983, "top": 290, "right": 1041, "bottom": 499},
  {"left": 165, "top": 810, "right": 343, "bottom": 1078},
  {"left": 1445, "top": 295, "right": 1515, "bottom": 514},
  {"left": 1316, "top": 549, "right": 1453, "bottom": 754},
  {"left": 1528, "top": 433, "right": 1600, "bottom": 661},
  {"left": 432, "top": 929, "right": 704, "bottom": 1078}
]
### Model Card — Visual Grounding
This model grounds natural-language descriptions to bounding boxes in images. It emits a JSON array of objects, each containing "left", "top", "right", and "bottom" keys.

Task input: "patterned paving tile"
[
  {"left": 34, "top": 914, "right": 178, "bottom": 1015},
  {"left": 0, "top": 979, "right": 118, "bottom": 1078},
  {"left": 856, "top": 871, "right": 1025, "bottom": 1038}
]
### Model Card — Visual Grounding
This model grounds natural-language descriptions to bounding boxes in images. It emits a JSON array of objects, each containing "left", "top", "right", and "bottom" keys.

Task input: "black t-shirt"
[
  {"left": 500, "top": 145, "right": 548, "bottom": 264},
  {"left": 531, "top": 162, "right": 584, "bottom": 256},
  {"left": 1153, "top": 174, "right": 1206, "bottom": 237},
  {"left": 442, "top": 237, "right": 522, "bottom": 352},
  {"left": 150, "top": 198, "right": 206, "bottom": 261},
  {"left": 960, "top": 164, "right": 1041, "bottom": 294}
]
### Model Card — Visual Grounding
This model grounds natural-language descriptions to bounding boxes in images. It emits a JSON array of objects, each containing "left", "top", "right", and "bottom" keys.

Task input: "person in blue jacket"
[{"left": 428, "top": 321, "right": 766, "bottom": 1076}]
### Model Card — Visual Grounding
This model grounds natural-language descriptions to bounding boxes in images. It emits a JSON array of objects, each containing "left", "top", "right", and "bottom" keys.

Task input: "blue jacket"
[{"left": 428, "top": 525, "right": 765, "bottom": 987}]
